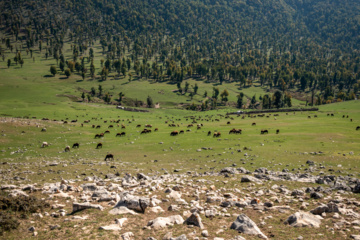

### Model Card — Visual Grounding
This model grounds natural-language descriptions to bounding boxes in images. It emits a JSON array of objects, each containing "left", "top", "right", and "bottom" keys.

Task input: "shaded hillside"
[{"left": 0, "top": 0, "right": 359, "bottom": 107}]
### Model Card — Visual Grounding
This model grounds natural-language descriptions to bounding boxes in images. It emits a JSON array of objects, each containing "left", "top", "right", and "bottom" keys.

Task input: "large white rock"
[
  {"left": 109, "top": 206, "right": 138, "bottom": 215},
  {"left": 72, "top": 202, "right": 104, "bottom": 212},
  {"left": 147, "top": 215, "right": 184, "bottom": 229},
  {"left": 230, "top": 214, "right": 267, "bottom": 239},
  {"left": 114, "top": 193, "right": 150, "bottom": 213},
  {"left": 99, "top": 224, "right": 122, "bottom": 231},
  {"left": 148, "top": 206, "right": 165, "bottom": 213},
  {"left": 121, "top": 232, "right": 134, "bottom": 240},
  {"left": 284, "top": 211, "right": 322, "bottom": 228}
]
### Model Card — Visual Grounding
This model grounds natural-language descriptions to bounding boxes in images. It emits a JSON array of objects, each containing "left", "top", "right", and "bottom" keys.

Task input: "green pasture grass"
[
  {"left": 0, "top": 100, "right": 359, "bottom": 186},
  {"left": 0, "top": 37, "right": 306, "bottom": 119}
]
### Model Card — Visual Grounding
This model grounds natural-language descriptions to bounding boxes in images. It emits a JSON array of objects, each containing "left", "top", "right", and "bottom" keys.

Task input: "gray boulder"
[
  {"left": 241, "top": 176, "right": 263, "bottom": 184},
  {"left": 147, "top": 215, "right": 184, "bottom": 229},
  {"left": 284, "top": 211, "right": 322, "bottom": 228},
  {"left": 72, "top": 202, "right": 104, "bottom": 213},
  {"left": 220, "top": 167, "right": 238, "bottom": 174},
  {"left": 230, "top": 214, "right": 267, "bottom": 239},
  {"left": 115, "top": 193, "right": 150, "bottom": 213},
  {"left": 184, "top": 213, "right": 204, "bottom": 229}
]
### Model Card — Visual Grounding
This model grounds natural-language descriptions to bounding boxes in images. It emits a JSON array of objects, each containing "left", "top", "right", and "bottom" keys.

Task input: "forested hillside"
[{"left": 1, "top": 0, "right": 359, "bottom": 108}]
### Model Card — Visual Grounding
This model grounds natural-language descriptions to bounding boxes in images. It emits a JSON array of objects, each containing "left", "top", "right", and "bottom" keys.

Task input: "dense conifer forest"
[{"left": 1, "top": 0, "right": 359, "bottom": 108}]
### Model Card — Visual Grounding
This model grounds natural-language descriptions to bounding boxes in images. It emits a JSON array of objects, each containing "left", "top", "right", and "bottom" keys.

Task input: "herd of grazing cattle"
[{"left": 36, "top": 112, "right": 357, "bottom": 161}]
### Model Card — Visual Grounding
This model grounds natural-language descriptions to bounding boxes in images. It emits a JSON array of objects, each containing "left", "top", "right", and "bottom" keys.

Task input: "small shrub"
[{"left": 0, "top": 211, "right": 19, "bottom": 235}]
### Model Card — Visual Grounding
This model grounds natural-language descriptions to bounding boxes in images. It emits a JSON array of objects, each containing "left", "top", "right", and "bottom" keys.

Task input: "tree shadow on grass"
[
  {"left": 43, "top": 74, "right": 53, "bottom": 78},
  {"left": 59, "top": 77, "right": 68, "bottom": 80}
]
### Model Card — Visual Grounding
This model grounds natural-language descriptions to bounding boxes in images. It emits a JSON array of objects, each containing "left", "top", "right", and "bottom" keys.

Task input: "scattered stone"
[
  {"left": 230, "top": 214, "right": 268, "bottom": 239},
  {"left": 72, "top": 202, "right": 104, "bottom": 213},
  {"left": 284, "top": 211, "right": 322, "bottom": 228},
  {"left": 184, "top": 213, "right": 204, "bottom": 229},
  {"left": 109, "top": 206, "right": 138, "bottom": 215},
  {"left": 147, "top": 215, "right": 184, "bottom": 229},
  {"left": 201, "top": 230, "right": 209, "bottom": 237},
  {"left": 114, "top": 193, "right": 150, "bottom": 213},
  {"left": 121, "top": 232, "right": 134, "bottom": 240},
  {"left": 241, "top": 176, "right": 263, "bottom": 184}
]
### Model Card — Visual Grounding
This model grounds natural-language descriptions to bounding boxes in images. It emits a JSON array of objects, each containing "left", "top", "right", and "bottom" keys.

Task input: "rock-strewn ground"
[{"left": 1, "top": 166, "right": 360, "bottom": 240}]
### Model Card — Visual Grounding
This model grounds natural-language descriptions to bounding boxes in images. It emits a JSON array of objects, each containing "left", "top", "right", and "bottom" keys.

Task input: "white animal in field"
[{"left": 41, "top": 142, "right": 49, "bottom": 148}]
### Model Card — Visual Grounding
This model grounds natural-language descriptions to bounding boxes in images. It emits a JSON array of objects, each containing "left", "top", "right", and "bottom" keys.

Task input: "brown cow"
[
  {"left": 213, "top": 132, "right": 221, "bottom": 137},
  {"left": 252, "top": 122, "right": 256, "bottom": 126},
  {"left": 104, "top": 153, "right": 114, "bottom": 161},
  {"left": 116, "top": 132, "right": 126, "bottom": 137},
  {"left": 276, "top": 129, "right": 280, "bottom": 134},
  {"left": 96, "top": 125, "right": 101, "bottom": 129},
  {"left": 154, "top": 128, "right": 158, "bottom": 132},
  {"left": 64, "top": 146, "right": 71, "bottom": 152},
  {"left": 108, "top": 125, "right": 114, "bottom": 128},
  {"left": 261, "top": 129, "right": 269, "bottom": 134},
  {"left": 179, "top": 130, "right": 184, "bottom": 134},
  {"left": 170, "top": 131, "right": 179, "bottom": 136},
  {"left": 96, "top": 143, "right": 103, "bottom": 149}
]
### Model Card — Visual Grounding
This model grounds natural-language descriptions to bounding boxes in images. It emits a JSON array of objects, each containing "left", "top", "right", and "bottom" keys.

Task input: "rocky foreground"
[{"left": 1, "top": 165, "right": 360, "bottom": 239}]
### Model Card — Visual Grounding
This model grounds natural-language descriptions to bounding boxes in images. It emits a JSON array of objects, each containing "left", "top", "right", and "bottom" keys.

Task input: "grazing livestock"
[
  {"left": 121, "top": 124, "right": 126, "bottom": 129},
  {"left": 252, "top": 122, "right": 256, "bottom": 126},
  {"left": 170, "top": 131, "right": 179, "bottom": 136},
  {"left": 154, "top": 128, "right": 158, "bottom": 131},
  {"left": 227, "top": 121, "right": 231, "bottom": 124},
  {"left": 136, "top": 124, "right": 141, "bottom": 128},
  {"left": 229, "top": 128, "right": 242, "bottom": 134},
  {"left": 96, "top": 125, "right": 101, "bottom": 129},
  {"left": 63, "top": 121, "right": 68, "bottom": 124},
  {"left": 208, "top": 131, "right": 211, "bottom": 136},
  {"left": 95, "top": 133, "right": 104, "bottom": 138},
  {"left": 104, "top": 153, "right": 114, "bottom": 161},
  {"left": 41, "top": 128, "right": 47, "bottom": 132},
  {"left": 65, "top": 146, "right": 71, "bottom": 152},
  {"left": 92, "top": 125, "right": 95, "bottom": 128},
  {"left": 261, "top": 129, "right": 269, "bottom": 134},
  {"left": 356, "top": 126, "right": 360, "bottom": 130},
  {"left": 145, "top": 124, "right": 152, "bottom": 128},
  {"left": 213, "top": 132, "right": 221, "bottom": 137},
  {"left": 116, "top": 132, "right": 126, "bottom": 137},
  {"left": 96, "top": 143, "right": 103, "bottom": 149},
  {"left": 104, "top": 130, "right": 110, "bottom": 134},
  {"left": 41, "top": 142, "right": 49, "bottom": 148},
  {"left": 276, "top": 129, "right": 280, "bottom": 134},
  {"left": 108, "top": 125, "right": 113, "bottom": 128},
  {"left": 141, "top": 129, "right": 151, "bottom": 134},
  {"left": 72, "top": 143, "right": 80, "bottom": 148},
  {"left": 179, "top": 130, "right": 184, "bottom": 134}
]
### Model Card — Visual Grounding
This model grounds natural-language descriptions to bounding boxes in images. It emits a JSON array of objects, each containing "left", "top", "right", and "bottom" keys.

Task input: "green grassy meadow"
[{"left": 0, "top": 38, "right": 359, "bottom": 182}]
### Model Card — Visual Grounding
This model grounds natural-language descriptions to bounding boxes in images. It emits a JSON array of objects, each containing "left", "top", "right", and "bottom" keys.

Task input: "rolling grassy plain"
[
  {"left": 1, "top": 40, "right": 360, "bottom": 240},
  {"left": 0, "top": 40, "right": 360, "bottom": 182}
]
